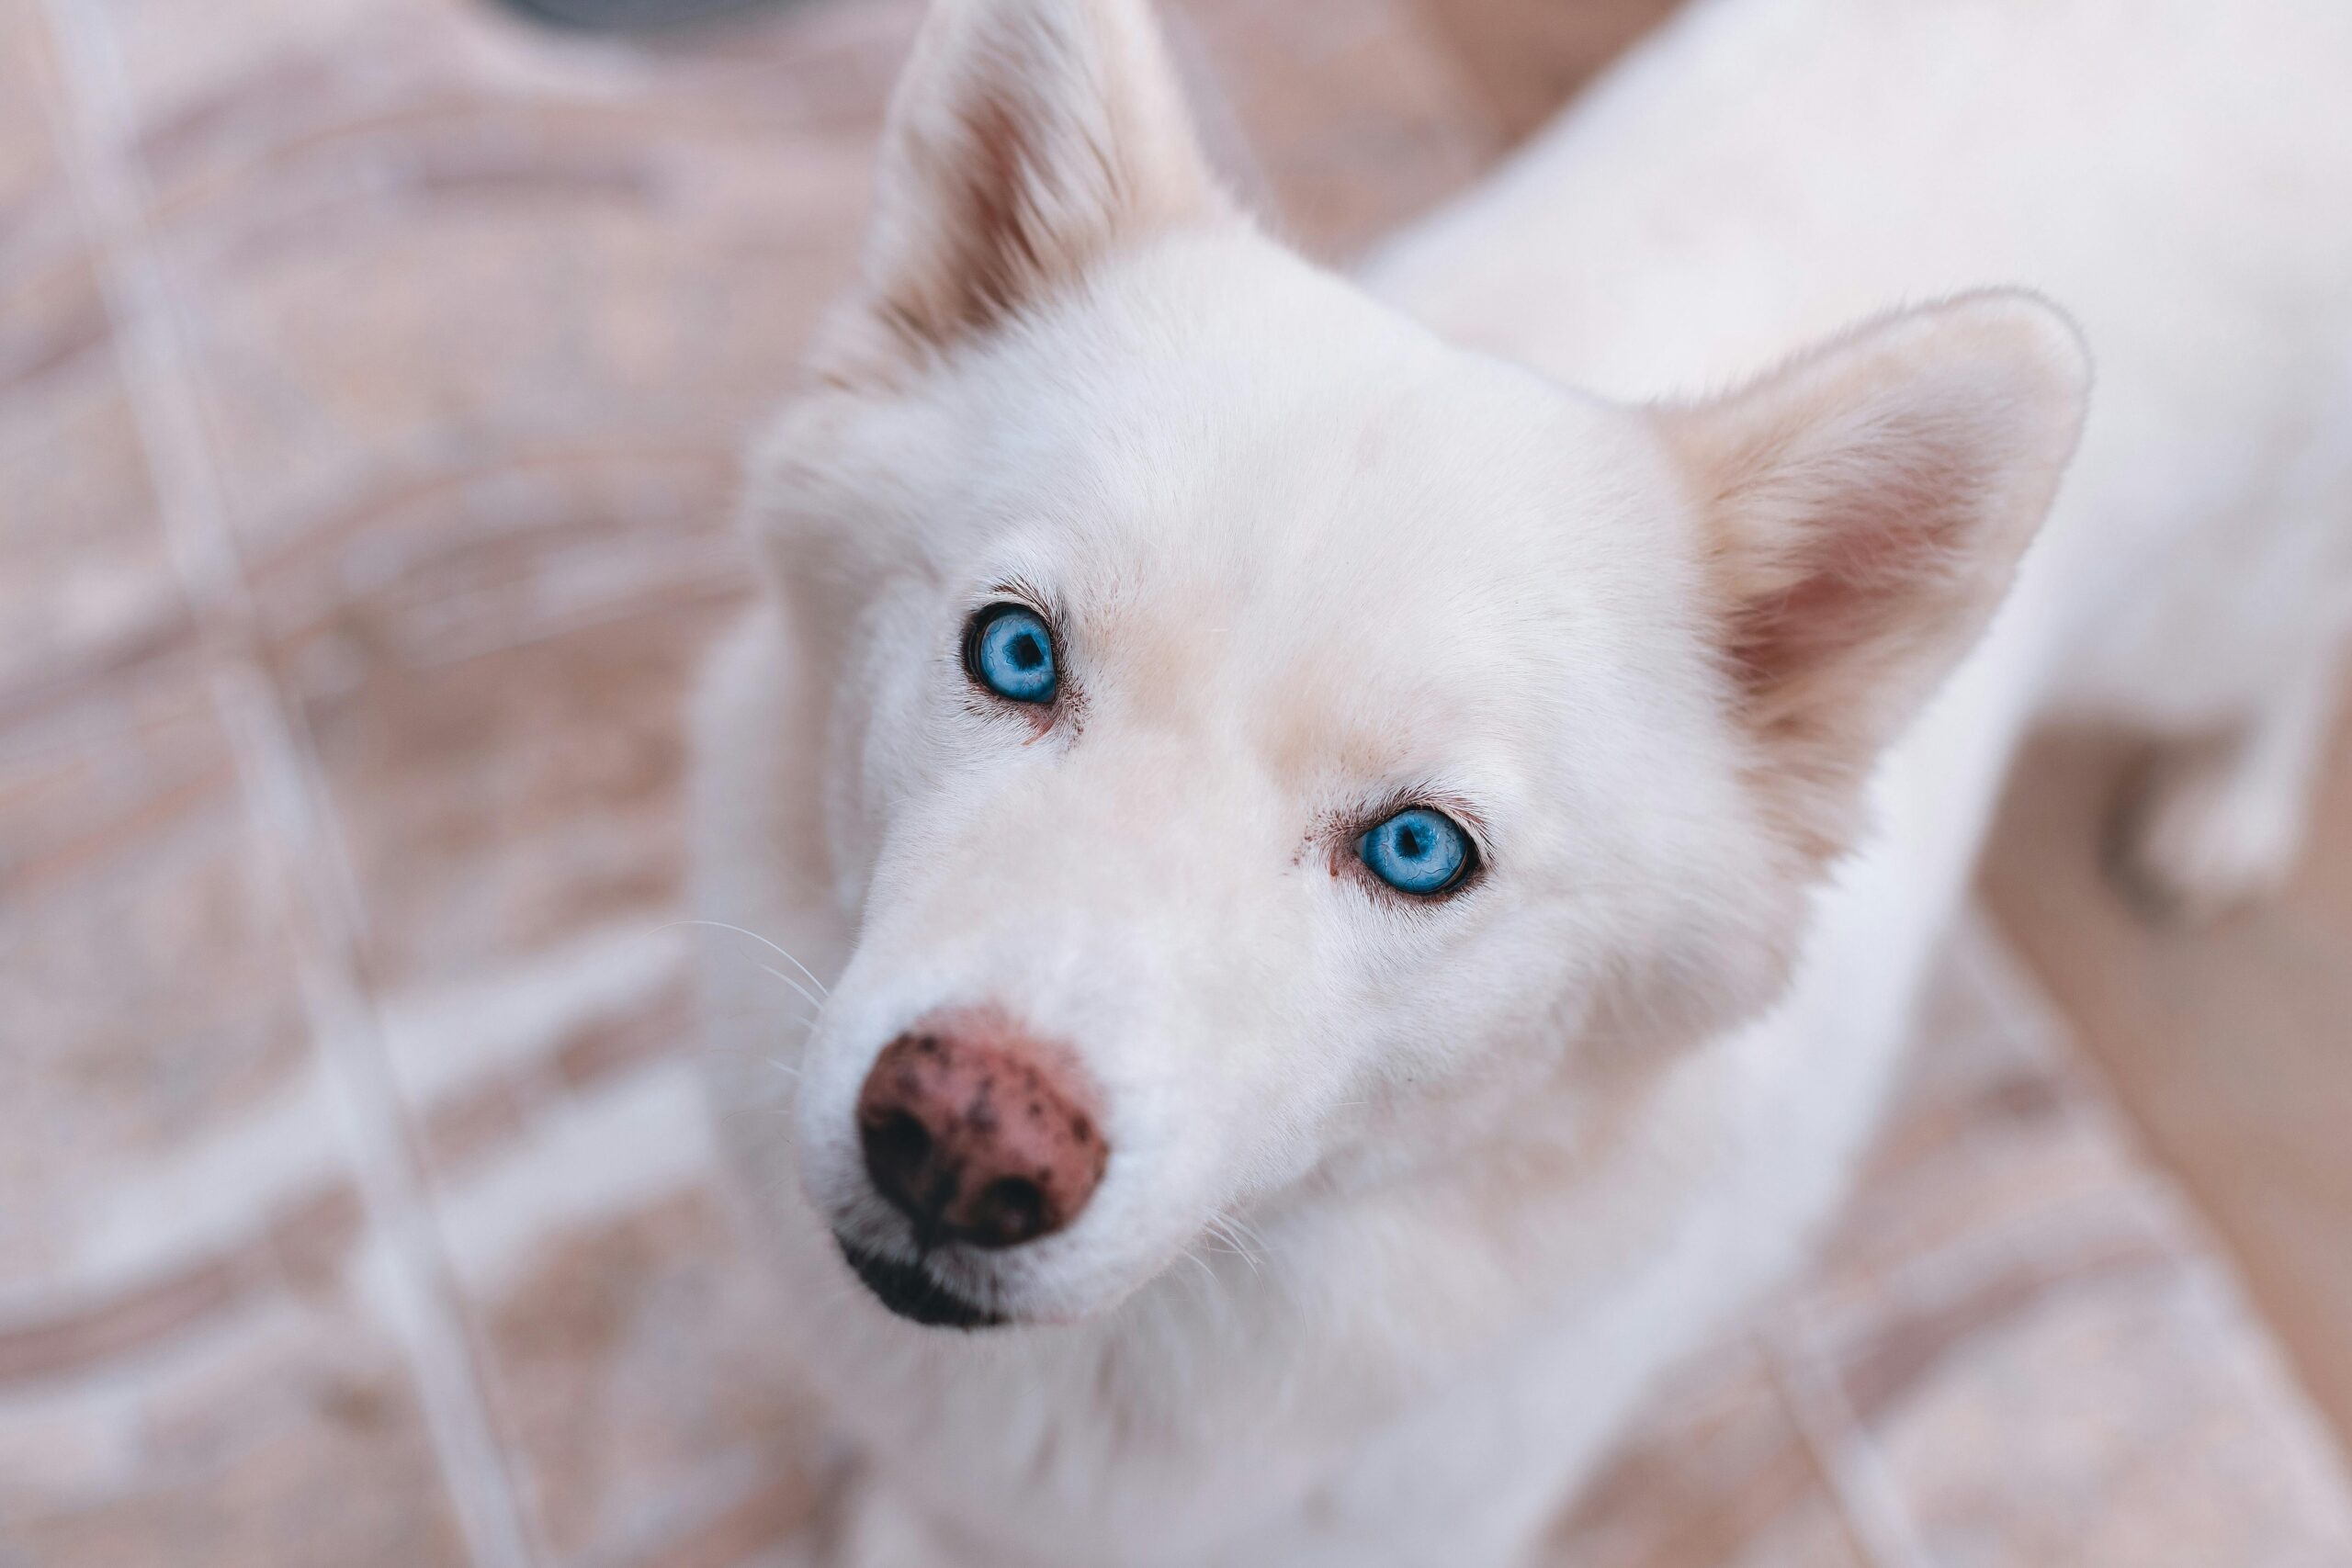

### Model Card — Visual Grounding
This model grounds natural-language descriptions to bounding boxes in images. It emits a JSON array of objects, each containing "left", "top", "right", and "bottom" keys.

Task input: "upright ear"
[
  {"left": 1660, "top": 291, "right": 2090, "bottom": 865},
  {"left": 821, "top": 0, "right": 1227, "bottom": 380}
]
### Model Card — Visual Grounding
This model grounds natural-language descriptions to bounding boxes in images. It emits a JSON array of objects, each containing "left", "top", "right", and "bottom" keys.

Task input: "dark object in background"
[{"left": 493, "top": 0, "right": 786, "bottom": 29}]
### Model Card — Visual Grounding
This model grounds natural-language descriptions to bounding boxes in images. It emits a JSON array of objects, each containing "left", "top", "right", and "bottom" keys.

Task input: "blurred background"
[{"left": 3, "top": 0, "right": 2349, "bottom": 1563}]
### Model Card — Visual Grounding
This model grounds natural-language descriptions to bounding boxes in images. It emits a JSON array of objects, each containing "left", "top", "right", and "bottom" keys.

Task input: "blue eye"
[
  {"left": 1357, "top": 807, "right": 1474, "bottom": 897},
  {"left": 966, "top": 604, "right": 1058, "bottom": 705}
]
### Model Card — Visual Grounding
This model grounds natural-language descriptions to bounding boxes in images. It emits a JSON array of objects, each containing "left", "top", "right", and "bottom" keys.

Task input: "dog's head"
[{"left": 749, "top": 0, "right": 2086, "bottom": 1328}]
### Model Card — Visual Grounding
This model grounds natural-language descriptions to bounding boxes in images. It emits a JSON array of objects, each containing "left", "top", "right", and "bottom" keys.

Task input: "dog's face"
[{"left": 748, "top": 0, "right": 2086, "bottom": 1329}]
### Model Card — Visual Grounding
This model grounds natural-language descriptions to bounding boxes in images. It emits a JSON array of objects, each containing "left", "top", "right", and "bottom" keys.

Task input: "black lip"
[{"left": 836, "top": 1236, "right": 1007, "bottom": 1331}]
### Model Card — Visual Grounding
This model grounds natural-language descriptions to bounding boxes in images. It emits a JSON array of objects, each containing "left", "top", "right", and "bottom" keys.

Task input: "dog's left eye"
[
  {"left": 1357, "top": 807, "right": 1475, "bottom": 897},
  {"left": 965, "top": 604, "right": 1058, "bottom": 705}
]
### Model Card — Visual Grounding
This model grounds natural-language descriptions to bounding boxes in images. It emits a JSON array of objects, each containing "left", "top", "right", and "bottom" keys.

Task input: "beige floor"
[
  {"left": 1984, "top": 724, "right": 2352, "bottom": 1448},
  {"left": 5, "top": 0, "right": 2350, "bottom": 1563}
]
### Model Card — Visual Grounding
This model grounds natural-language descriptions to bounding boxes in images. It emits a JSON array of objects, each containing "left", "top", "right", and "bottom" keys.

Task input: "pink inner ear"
[
  {"left": 1720, "top": 427, "right": 1990, "bottom": 737},
  {"left": 1666, "top": 294, "right": 2086, "bottom": 868},
  {"left": 942, "top": 88, "right": 1062, "bottom": 340},
  {"left": 875, "top": 89, "right": 1051, "bottom": 353},
  {"left": 846, "top": 0, "right": 1227, "bottom": 377}
]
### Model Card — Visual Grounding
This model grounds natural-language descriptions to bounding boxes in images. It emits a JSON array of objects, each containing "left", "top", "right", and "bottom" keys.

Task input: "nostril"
[
  {"left": 861, "top": 1107, "right": 935, "bottom": 1205},
  {"left": 969, "top": 1176, "right": 1047, "bottom": 1248},
  {"left": 867, "top": 1108, "right": 931, "bottom": 1173}
]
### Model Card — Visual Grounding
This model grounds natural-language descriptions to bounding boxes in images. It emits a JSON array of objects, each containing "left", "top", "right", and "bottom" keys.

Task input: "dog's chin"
[{"left": 835, "top": 1235, "right": 1008, "bottom": 1331}]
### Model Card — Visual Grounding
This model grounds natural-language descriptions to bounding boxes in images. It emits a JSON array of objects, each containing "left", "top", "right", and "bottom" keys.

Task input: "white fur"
[{"left": 691, "top": 1, "right": 2352, "bottom": 1562}]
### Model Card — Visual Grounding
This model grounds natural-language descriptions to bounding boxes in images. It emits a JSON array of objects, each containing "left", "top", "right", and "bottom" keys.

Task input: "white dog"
[{"left": 691, "top": 0, "right": 2352, "bottom": 1562}]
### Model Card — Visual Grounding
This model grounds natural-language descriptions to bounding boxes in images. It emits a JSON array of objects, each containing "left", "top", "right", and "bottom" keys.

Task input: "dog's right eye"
[{"left": 964, "top": 604, "right": 1058, "bottom": 705}]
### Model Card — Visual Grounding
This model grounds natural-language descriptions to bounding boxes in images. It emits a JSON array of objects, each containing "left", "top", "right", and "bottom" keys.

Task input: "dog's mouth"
[{"left": 835, "top": 1235, "right": 1007, "bottom": 1330}]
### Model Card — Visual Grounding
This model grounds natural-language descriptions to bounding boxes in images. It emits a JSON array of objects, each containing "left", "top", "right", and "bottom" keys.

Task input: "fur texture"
[{"left": 691, "top": 1, "right": 2352, "bottom": 1562}]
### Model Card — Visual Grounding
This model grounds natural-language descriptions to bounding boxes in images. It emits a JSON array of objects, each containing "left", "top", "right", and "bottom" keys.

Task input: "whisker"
[
  {"left": 1177, "top": 1247, "right": 1219, "bottom": 1293},
  {"left": 1204, "top": 1215, "right": 1265, "bottom": 1274},
  {"left": 663, "top": 919, "right": 832, "bottom": 996},
  {"left": 760, "top": 964, "right": 827, "bottom": 1014},
  {"left": 1223, "top": 1213, "right": 1275, "bottom": 1254}
]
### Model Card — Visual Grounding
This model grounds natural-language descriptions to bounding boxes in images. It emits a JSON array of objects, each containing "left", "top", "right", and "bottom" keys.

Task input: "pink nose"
[{"left": 854, "top": 1017, "right": 1108, "bottom": 1249}]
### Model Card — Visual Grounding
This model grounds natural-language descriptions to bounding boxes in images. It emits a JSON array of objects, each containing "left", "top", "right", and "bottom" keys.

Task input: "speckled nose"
[{"left": 854, "top": 1017, "right": 1108, "bottom": 1250}]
